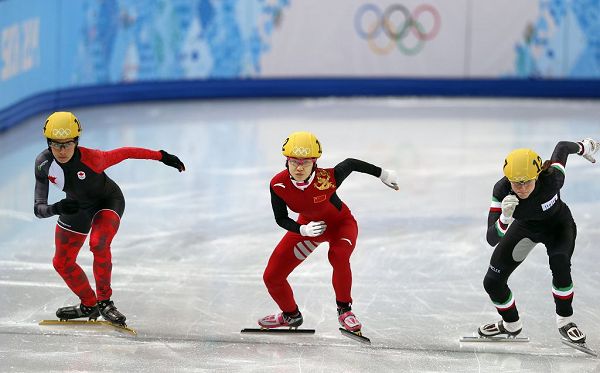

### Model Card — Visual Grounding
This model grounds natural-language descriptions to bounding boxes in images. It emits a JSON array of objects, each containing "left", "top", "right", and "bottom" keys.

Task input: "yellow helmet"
[
  {"left": 282, "top": 131, "right": 322, "bottom": 159},
  {"left": 503, "top": 148, "right": 543, "bottom": 182},
  {"left": 43, "top": 112, "right": 81, "bottom": 140}
]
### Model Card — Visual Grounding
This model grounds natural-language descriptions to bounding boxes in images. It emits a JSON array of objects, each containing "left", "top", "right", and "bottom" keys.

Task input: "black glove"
[
  {"left": 52, "top": 199, "right": 80, "bottom": 215},
  {"left": 159, "top": 150, "right": 185, "bottom": 172}
]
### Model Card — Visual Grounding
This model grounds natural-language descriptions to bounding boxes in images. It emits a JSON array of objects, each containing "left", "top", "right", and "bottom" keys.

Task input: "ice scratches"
[
  {"left": 1, "top": 327, "right": 578, "bottom": 358},
  {"left": 0, "top": 260, "right": 51, "bottom": 271},
  {"left": 0, "top": 280, "right": 63, "bottom": 288},
  {"left": 0, "top": 209, "right": 33, "bottom": 221}
]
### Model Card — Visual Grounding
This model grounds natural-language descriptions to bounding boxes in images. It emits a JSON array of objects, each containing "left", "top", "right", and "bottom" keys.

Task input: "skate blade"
[
  {"left": 459, "top": 335, "right": 530, "bottom": 342},
  {"left": 241, "top": 328, "right": 315, "bottom": 334},
  {"left": 339, "top": 328, "right": 371, "bottom": 344},
  {"left": 561, "top": 339, "right": 598, "bottom": 357},
  {"left": 39, "top": 319, "right": 137, "bottom": 336}
]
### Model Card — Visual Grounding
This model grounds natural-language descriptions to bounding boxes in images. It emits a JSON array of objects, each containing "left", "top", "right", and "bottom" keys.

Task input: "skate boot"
[
  {"left": 97, "top": 299, "right": 126, "bottom": 325},
  {"left": 56, "top": 303, "right": 100, "bottom": 321},
  {"left": 258, "top": 310, "right": 303, "bottom": 329},
  {"left": 338, "top": 306, "right": 362, "bottom": 333},
  {"left": 559, "top": 322, "right": 586, "bottom": 344},
  {"left": 478, "top": 319, "right": 522, "bottom": 338}
]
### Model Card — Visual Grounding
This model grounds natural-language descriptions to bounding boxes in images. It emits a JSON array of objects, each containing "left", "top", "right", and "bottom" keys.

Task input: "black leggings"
[{"left": 483, "top": 217, "right": 577, "bottom": 322}]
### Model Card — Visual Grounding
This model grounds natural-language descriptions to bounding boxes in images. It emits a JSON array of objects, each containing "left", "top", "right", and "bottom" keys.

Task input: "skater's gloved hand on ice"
[
  {"left": 577, "top": 138, "right": 600, "bottom": 163},
  {"left": 52, "top": 198, "right": 80, "bottom": 215},
  {"left": 379, "top": 169, "right": 399, "bottom": 190},
  {"left": 159, "top": 150, "right": 186, "bottom": 172},
  {"left": 300, "top": 221, "right": 327, "bottom": 237},
  {"left": 500, "top": 194, "right": 519, "bottom": 224}
]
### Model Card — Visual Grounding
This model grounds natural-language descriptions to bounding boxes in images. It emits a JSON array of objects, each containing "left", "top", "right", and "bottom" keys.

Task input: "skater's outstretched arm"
[
  {"left": 333, "top": 158, "right": 398, "bottom": 190},
  {"left": 79, "top": 147, "right": 185, "bottom": 173}
]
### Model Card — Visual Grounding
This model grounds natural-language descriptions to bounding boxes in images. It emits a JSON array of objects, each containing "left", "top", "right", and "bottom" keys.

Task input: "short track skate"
[
  {"left": 39, "top": 319, "right": 137, "bottom": 336},
  {"left": 240, "top": 327, "right": 315, "bottom": 334},
  {"left": 561, "top": 339, "right": 597, "bottom": 357},
  {"left": 339, "top": 328, "right": 371, "bottom": 344},
  {"left": 459, "top": 335, "right": 530, "bottom": 342}
]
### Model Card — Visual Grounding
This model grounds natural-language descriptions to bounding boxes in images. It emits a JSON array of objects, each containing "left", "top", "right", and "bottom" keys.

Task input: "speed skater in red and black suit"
[
  {"left": 34, "top": 112, "right": 185, "bottom": 325},
  {"left": 257, "top": 131, "right": 399, "bottom": 333}
]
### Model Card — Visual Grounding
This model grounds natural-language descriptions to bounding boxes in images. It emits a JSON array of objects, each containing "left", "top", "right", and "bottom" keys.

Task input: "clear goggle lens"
[
  {"left": 287, "top": 157, "right": 316, "bottom": 167},
  {"left": 48, "top": 140, "right": 77, "bottom": 150}
]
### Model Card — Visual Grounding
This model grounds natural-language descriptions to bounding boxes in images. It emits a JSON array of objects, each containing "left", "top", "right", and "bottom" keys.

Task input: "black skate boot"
[
  {"left": 559, "top": 322, "right": 586, "bottom": 344},
  {"left": 97, "top": 299, "right": 126, "bottom": 325},
  {"left": 56, "top": 303, "right": 100, "bottom": 321},
  {"left": 478, "top": 320, "right": 522, "bottom": 338}
]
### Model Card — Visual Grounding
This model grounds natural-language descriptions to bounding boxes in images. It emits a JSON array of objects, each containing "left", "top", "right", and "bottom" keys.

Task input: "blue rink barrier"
[{"left": 1, "top": 77, "right": 600, "bottom": 132}]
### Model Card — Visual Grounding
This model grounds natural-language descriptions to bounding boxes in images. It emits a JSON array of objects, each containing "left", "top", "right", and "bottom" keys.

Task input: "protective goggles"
[
  {"left": 48, "top": 139, "right": 78, "bottom": 150},
  {"left": 509, "top": 178, "right": 536, "bottom": 186},
  {"left": 287, "top": 157, "right": 316, "bottom": 167}
]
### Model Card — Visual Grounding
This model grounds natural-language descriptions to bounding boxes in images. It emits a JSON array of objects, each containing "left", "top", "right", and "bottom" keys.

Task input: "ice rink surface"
[{"left": 1, "top": 97, "right": 600, "bottom": 372}]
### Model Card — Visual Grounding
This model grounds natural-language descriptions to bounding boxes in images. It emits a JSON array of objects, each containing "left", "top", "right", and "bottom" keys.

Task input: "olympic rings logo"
[
  {"left": 292, "top": 147, "right": 311, "bottom": 157},
  {"left": 52, "top": 128, "right": 72, "bottom": 137},
  {"left": 354, "top": 3, "right": 441, "bottom": 55}
]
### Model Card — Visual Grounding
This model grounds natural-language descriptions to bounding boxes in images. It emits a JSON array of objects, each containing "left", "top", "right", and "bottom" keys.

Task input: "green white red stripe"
[
  {"left": 551, "top": 162, "right": 565, "bottom": 175},
  {"left": 493, "top": 292, "right": 515, "bottom": 311},
  {"left": 495, "top": 219, "right": 508, "bottom": 237},
  {"left": 490, "top": 197, "right": 501, "bottom": 213},
  {"left": 552, "top": 283, "right": 574, "bottom": 300}
]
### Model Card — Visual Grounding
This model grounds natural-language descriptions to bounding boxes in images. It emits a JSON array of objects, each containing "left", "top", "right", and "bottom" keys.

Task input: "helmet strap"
[{"left": 290, "top": 170, "right": 316, "bottom": 191}]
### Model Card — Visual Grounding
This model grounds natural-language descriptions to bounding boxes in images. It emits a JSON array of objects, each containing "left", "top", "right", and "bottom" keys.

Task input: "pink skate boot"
[
  {"left": 258, "top": 311, "right": 303, "bottom": 329},
  {"left": 338, "top": 309, "right": 362, "bottom": 332}
]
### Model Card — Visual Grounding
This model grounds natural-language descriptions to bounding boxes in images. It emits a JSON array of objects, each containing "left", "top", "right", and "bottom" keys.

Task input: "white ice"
[{"left": 1, "top": 98, "right": 600, "bottom": 372}]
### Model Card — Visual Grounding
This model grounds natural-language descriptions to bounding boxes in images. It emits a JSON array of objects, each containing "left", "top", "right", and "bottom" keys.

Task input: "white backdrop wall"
[{"left": 1, "top": 0, "right": 598, "bottom": 130}]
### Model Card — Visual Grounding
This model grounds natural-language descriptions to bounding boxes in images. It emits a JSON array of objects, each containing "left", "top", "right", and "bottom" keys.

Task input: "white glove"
[
  {"left": 578, "top": 138, "right": 600, "bottom": 163},
  {"left": 500, "top": 194, "right": 519, "bottom": 224},
  {"left": 300, "top": 221, "right": 327, "bottom": 237},
  {"left": 380, "top": 169, "right": 399, "bottom": 190}
]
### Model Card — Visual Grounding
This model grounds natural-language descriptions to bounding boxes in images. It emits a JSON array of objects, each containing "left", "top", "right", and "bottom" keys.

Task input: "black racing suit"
[{"left": 484, "top": 141, "right": 581, "bottom": 321}]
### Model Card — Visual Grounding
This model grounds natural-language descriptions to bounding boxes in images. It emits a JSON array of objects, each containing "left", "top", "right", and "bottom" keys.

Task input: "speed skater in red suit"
[{"left": 258, "top": 131, "right": 399, "bottom": 333}]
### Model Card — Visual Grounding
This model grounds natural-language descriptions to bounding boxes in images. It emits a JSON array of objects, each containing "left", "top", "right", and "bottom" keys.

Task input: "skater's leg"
[
  {"left": 327, "top": 220, "right": 358, "bottom": 305},
  {"left": 263, "top": 232, "right": 320, "bottom": 313},
  {"left": 89, "top": 209, "right": 120, "bottom": 301},
  {"left": 546, "top": 221, "right": 585, "bottom": 342},
  {"left": 53, "top": 225, "right": 96, "bottom": 306},
  {"left": 482, "top": 224, "right": 536, "bottom": 328},
  {"left": 327, "top": 220, "right": 361, "bottom": 332},
  {"left": 547, "top": 221, "right": 576, "bottom": 320}
]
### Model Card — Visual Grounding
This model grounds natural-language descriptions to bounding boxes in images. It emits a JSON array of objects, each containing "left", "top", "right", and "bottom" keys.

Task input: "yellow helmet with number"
[
  {"left": 43, "top": 112, "right": 81, "bottom": 140},
  {"left": 282, "top": 131, "right": 322, "bottom": 159},
  {"left": 503, "top": 148, "right": 543, "bottom": 182}
]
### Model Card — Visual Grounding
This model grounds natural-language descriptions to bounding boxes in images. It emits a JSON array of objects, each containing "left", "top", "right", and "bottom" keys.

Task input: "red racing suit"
[{"left": 264, "top": 158, "right": 382, "bottom": 313}]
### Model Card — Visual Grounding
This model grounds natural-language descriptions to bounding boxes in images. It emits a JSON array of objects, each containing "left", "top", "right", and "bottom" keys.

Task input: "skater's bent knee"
[
  {"left": 263, "top": 270, "right": 286, "bottom": 288},
  {"left": 483, "top": 274, "right": 505, "bottom": 294},
  {"left": 52, "top": 256, "right": 73, "bottom": 272},
  {"left": 549, "top": 253, "right": 571, "bottom": 272}
]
